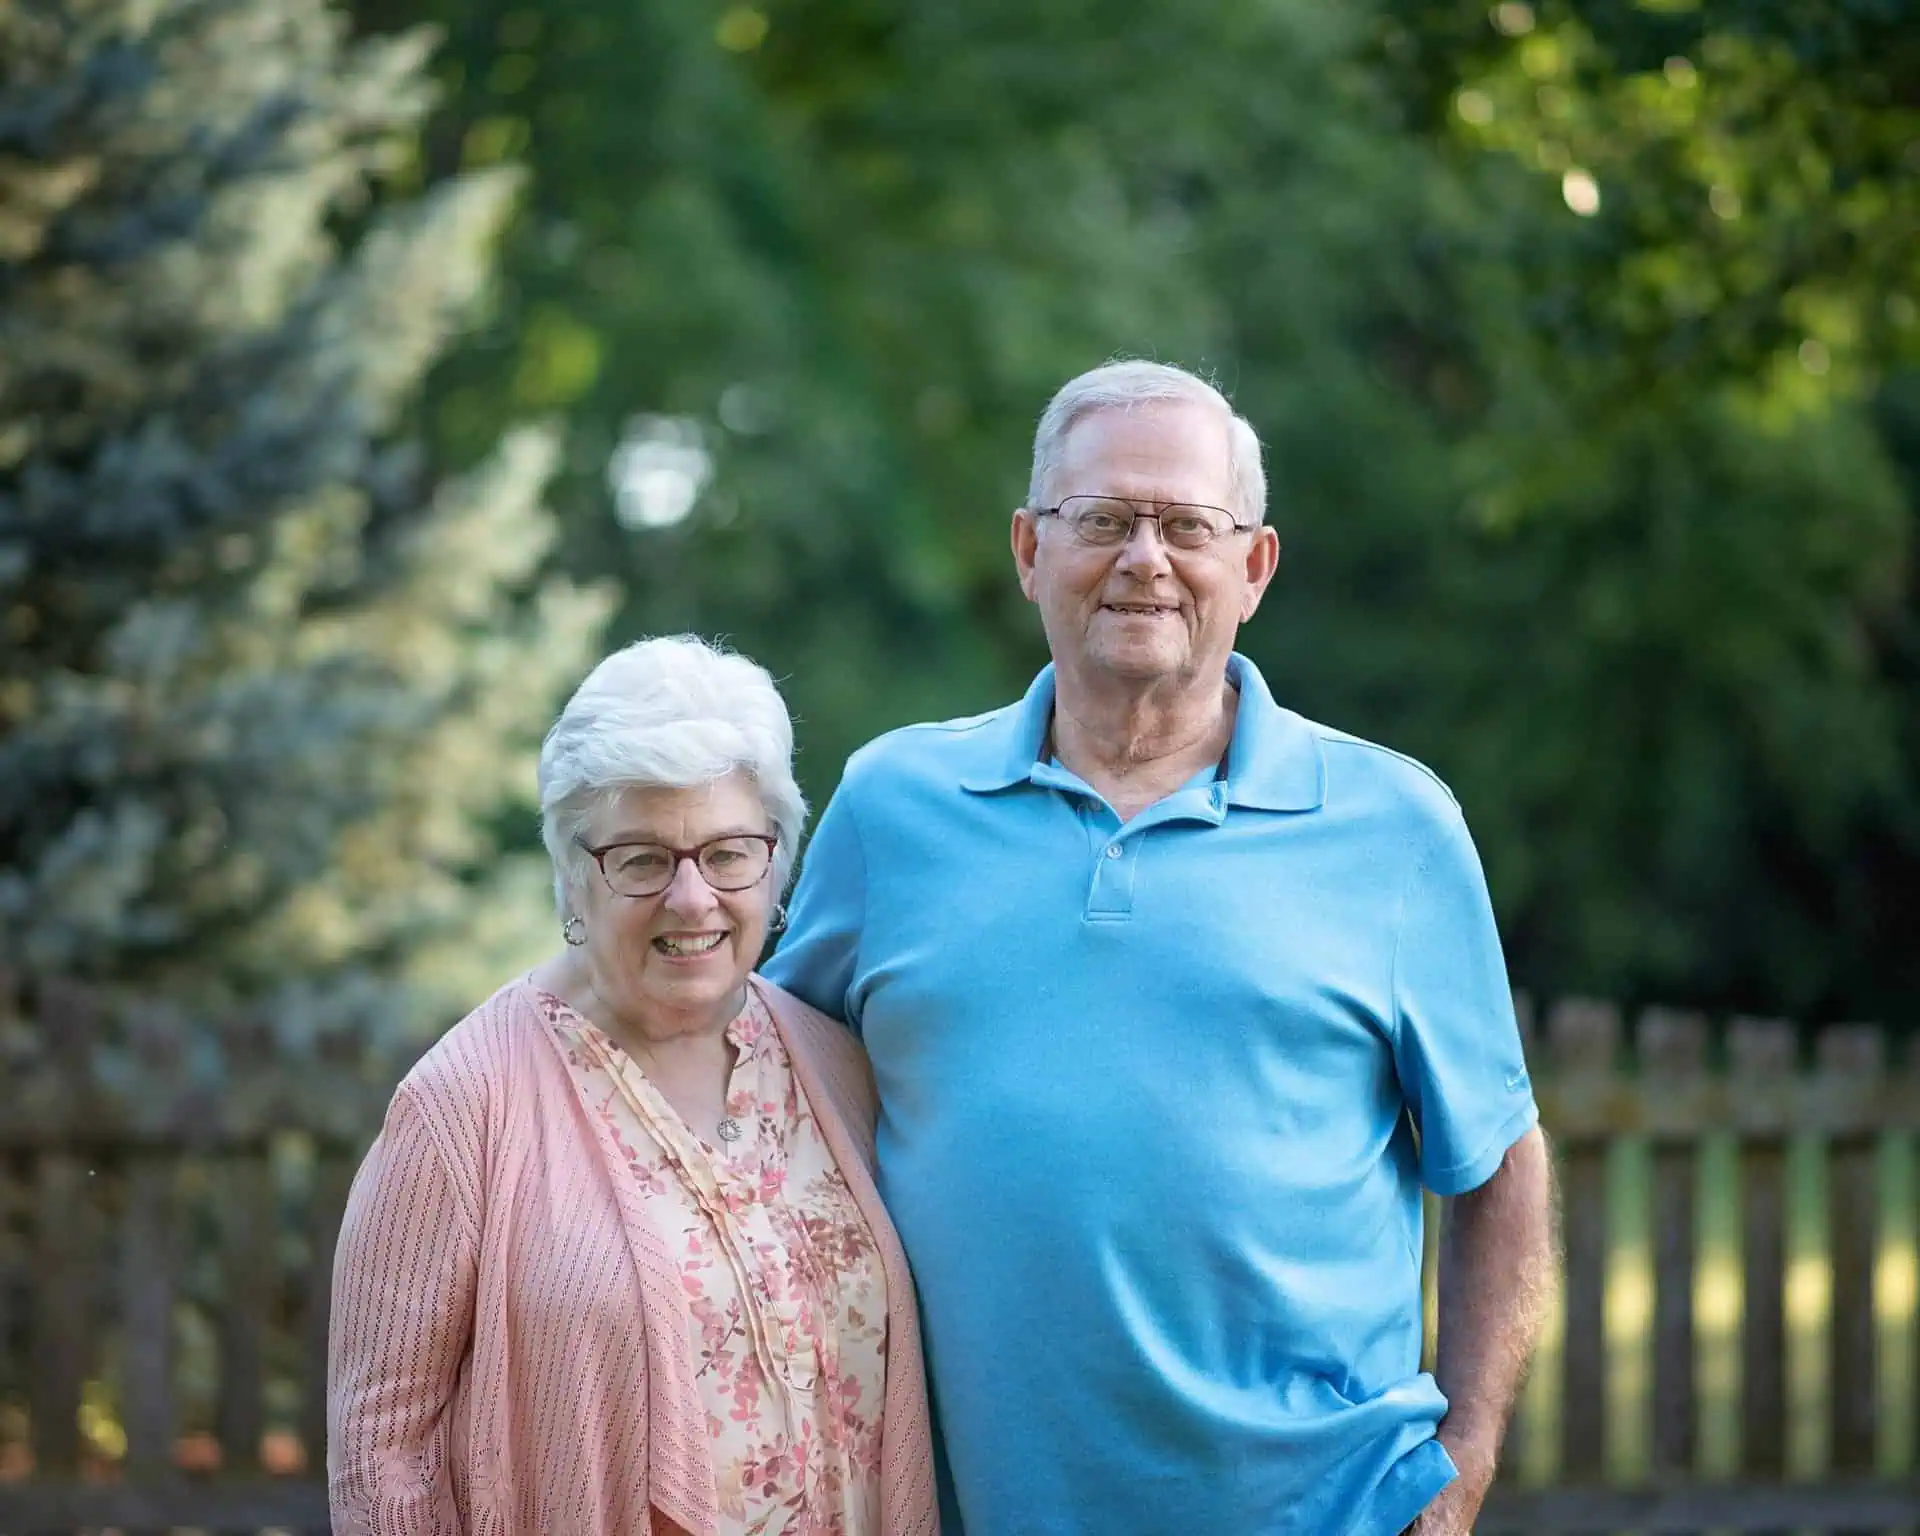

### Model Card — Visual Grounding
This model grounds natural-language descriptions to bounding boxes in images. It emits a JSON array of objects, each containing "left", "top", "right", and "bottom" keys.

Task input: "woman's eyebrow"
[{"left": 596, "top": 825, "right": 765, "bottom": 844}]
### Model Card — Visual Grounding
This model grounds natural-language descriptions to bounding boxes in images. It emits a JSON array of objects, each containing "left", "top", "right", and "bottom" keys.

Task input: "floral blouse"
[{"left": 540, "top": 989, "right": 888, "bottom": 1536}]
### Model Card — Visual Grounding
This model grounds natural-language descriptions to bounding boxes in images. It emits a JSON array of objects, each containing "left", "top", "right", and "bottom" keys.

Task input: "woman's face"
[{"left": 572, "top": 772, "right": 776, "bottom": 1034}]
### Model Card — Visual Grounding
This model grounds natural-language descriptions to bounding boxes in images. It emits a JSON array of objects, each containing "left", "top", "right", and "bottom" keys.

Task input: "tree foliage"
[
  {"left": 1352, "top": 0, "right": 1920, "bottom": 1016},
  {"left": 355, "top": 0, "right": 1914, "bottom": 1022},
  {"left": 0, "top": 0, "right": 606, "bottom": 1036}
]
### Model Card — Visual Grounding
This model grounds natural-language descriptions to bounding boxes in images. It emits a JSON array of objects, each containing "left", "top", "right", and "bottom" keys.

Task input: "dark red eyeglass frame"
[{"left": 576, "top": 833, "right": 779, "bottom": 895}]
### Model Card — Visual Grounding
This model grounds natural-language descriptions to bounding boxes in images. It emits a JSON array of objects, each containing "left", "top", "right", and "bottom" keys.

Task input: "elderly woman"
[{"left": 327, "top": 636, "right": 938, "bottom": 1536}]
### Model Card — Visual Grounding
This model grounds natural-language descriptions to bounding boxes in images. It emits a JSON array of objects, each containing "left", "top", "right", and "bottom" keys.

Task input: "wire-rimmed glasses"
[
  {"left": 1033, "top": 495, "right": 1254, "bottom": 551},
  {"left": 578, "top": 834, "right": 778, "bottom": 898}
]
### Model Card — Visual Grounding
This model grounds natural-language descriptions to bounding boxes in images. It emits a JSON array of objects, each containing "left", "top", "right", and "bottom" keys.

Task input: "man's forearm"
[{"left": 1431, "top": 1127, "right": 1560, "bottom": 1507}]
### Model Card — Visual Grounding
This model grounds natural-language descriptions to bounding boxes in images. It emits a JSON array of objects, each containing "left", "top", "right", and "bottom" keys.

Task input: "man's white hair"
[
  {"left": 1025, "top": 359, "right": 1268, "bottom": 526},
  {"left": 539, "top": 635, "right": 807, "bottom": 915}
]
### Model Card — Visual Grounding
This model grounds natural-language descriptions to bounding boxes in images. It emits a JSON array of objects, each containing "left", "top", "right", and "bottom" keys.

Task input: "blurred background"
[
  {"left": 1, "top": 0, "right": 1917, "bottom": 1528},
  {"left": 4, "top": 0, "right": 1916, "bottom": 1042}
]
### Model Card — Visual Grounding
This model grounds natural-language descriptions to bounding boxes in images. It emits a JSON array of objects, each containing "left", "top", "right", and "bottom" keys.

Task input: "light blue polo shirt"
[{"left": 765, "top": 653, "right": 1538, "bottom": 1536}]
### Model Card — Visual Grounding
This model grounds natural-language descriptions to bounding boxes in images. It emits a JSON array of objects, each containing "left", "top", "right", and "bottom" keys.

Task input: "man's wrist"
[{"left": 1435, "top": 1419, "right": 1500, "bottom": 1496}]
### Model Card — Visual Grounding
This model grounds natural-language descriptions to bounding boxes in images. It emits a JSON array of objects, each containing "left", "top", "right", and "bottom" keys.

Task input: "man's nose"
[{"left": 1115, "top": 515, "right": 1173, "bottom": 572}]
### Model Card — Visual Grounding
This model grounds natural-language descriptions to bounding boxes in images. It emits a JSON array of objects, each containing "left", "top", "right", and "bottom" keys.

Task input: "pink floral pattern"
[{"left": 542, "top": 990, "right": 887, "bottom": 1535}]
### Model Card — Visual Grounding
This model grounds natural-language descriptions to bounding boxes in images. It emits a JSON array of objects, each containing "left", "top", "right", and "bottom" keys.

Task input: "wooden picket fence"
[
  {"left": 1477, "top": 997, "right": 1920, "bottom": 1532},
  {"left": 0, "top": 976, "right": 393, "bottom": 1532},
  {"left": 1, "top": 979, "right": 1917, "bottom": 1533}
]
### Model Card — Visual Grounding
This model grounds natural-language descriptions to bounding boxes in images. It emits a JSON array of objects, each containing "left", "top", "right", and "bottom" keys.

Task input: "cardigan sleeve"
[{"left": 328, "top": 1081, "right": 479, "bottom": 1534}]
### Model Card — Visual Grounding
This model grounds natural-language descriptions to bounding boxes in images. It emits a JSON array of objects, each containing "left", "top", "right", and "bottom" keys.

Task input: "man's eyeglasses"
[
  {"left": 578, "top": 834, "right": 778, "bottom": 899},
  {"left": 1033, "top": 495, "right": 1254, "bottom": 552}
]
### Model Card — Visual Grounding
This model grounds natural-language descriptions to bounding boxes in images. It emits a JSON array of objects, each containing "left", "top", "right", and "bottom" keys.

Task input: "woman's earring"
[
  {"left": 562, "top": 915, "right": 586, "bottom": 947},
  {"left": 770, "top": 903, "right": 788, "bottom": 934}
]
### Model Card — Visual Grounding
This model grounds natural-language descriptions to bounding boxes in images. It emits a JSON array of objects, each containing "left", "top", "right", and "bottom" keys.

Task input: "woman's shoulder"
[{"left": 391, "top": 977, "right": 548, "bottom": 1128}]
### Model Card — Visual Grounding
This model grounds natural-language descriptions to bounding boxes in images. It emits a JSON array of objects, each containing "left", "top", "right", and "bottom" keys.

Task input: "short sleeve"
[
  {"left": 1390, "top": 805, "right": 1538, "bottom": 1196},
  {"left": 764, "top": 770, "right": 869, "bottom": 1033}
]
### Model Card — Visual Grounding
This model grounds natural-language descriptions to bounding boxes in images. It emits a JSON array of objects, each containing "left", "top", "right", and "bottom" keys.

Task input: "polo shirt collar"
[
  {"left": 1220, "top": 653, "right": 1326, "bottom": 812},
  {"left": 958, "top": 652, "right": 1325, "bottom": 812},
  {"left": 957, "top": 664, "right": 1059, "bottom": 793}
]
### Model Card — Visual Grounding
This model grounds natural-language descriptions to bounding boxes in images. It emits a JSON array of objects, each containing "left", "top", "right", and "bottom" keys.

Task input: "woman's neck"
[
  {"left": 535, "top": 954, "right": 744, "bottom": 1055},
  {"left": 533, "top": 954, "right": 742, "bottom": 1140}
]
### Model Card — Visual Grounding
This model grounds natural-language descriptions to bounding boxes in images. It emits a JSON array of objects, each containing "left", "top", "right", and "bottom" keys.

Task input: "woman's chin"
[{"left": 639, "top": 953, "right": 749, "bottom": 1007}]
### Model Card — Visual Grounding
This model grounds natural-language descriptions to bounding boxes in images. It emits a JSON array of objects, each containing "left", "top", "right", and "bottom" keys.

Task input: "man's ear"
[
  {"left": 1239, "top": 525, "right": 1281, "bottom": 620},
  {"left": 1012, "top": 507, "right": 1041, "bottom": 602}
]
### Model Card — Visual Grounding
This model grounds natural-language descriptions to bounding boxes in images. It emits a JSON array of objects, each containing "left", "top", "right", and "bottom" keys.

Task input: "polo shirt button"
[{"left": 1106, "top": 843, "right": 1123, "bottom": 859}]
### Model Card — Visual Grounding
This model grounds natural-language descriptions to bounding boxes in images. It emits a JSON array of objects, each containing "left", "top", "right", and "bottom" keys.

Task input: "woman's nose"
[{"left": 661, "top": 854, "right": 718, "bottom": 911}]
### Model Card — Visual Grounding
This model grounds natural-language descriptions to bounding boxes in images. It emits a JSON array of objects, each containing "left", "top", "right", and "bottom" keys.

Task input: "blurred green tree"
[
  {"left": 351, "top": 0, "right": 1259, "bottom": 781},
  {"left": 1338, "top": 0, "right": 1920, "bottom": 1019},
  {"left": 364, "top": 0, "right": 1452, "bottom": 772},
  {"left": 0, "top": 0, "right": 608, "bottom": 1037},
  {"left": 347, "top": 0, "right": 1917, "bottom": 1023}
]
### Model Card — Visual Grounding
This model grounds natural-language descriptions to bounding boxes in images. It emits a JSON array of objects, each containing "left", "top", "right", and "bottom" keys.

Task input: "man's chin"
[{"left": 1086, "top": 640, "right": 1189, "bottom": 682}]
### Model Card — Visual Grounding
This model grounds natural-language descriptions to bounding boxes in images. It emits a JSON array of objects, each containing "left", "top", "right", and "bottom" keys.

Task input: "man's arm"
[
  {"left": 1414, "top": 1125, "right": 1560, "bottom": 1535},
  {"left": 762, "top": 768, "right": 869, "bottom": 1028}
]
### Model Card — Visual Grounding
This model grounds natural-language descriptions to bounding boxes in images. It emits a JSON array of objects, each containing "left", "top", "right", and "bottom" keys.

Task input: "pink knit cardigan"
[{"left": 327, "top": 974, "right": 939, "bottom": 1536}]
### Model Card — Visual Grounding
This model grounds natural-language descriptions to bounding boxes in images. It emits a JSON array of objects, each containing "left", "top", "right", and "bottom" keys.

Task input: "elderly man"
[{"left": 766, "top": 360, "right": 1556, "bottom": 1535}]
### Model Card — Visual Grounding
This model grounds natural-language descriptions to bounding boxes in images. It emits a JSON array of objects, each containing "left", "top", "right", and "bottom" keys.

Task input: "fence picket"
[
  {"left": 1819, "top": 1025, "right": 1883, "bottom": 1476},
  {"left": 29, "top": 1152, "right": 88, "bottom": 1474},
  {"left": 119, "top": 1153, "right": 178, "bottom": 1480},
  {"left": 217, "top": 1150, "right": 276, "bottom": 1473},
  {"left": 0, "top": 1154, "right": 16, "bottom": 1406},
  {"left": 120, "top": 1008, "right": 189, "bottom": 1500},
  {"left": 1908, "top": 1048, "right": 1920, "bottom": 1479},
  {"left": 1643, "top": 1008, "right": 1707, "bottom": 1479},
  {"left": 1731, "top": 1018, "right": 1794, "bottom": 1479},
  {"left": 0, "top": 972, "right": 17, "bottom": 1408}
]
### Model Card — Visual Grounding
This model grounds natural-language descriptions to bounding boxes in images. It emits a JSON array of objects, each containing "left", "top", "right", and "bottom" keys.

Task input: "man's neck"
[{"left": 1049, "top": 667, "right": 1238, "bottom": 820}]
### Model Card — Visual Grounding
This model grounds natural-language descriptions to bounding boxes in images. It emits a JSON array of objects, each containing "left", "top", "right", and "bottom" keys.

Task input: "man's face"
[{"left": 1012, "top": 401, "right": 1280, "bottom": 692}]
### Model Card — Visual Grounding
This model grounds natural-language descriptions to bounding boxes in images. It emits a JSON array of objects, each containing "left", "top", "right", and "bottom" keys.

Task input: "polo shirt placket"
[{"left": 1034, "top": 763, "right": 1229, "bottom": 922}]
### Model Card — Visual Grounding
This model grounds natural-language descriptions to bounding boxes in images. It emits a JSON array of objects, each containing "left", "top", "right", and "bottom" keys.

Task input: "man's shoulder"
[
  {"left": 839, "top": 702, "right": 1022, "bottom": 792},
  {"left": 1301, "top": 718, "right": 1464, "bottom": 827}
]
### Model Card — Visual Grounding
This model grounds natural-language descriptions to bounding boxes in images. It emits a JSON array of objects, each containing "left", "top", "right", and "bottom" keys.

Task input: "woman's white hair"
[
  {"left": 1026, "top": 359, "right": 1267, "bottom": 526},
  {"left": 539, "top": 635, "right": 808, "bottom": 915}
]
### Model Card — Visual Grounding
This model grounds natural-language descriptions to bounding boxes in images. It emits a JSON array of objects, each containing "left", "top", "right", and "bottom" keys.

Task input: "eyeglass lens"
[
  {"left": 601, "top": 836, "right": 772, "bottom": 896},
  {"left": 1060, "top": 496, "right": 1234, "bottom": 549}
]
